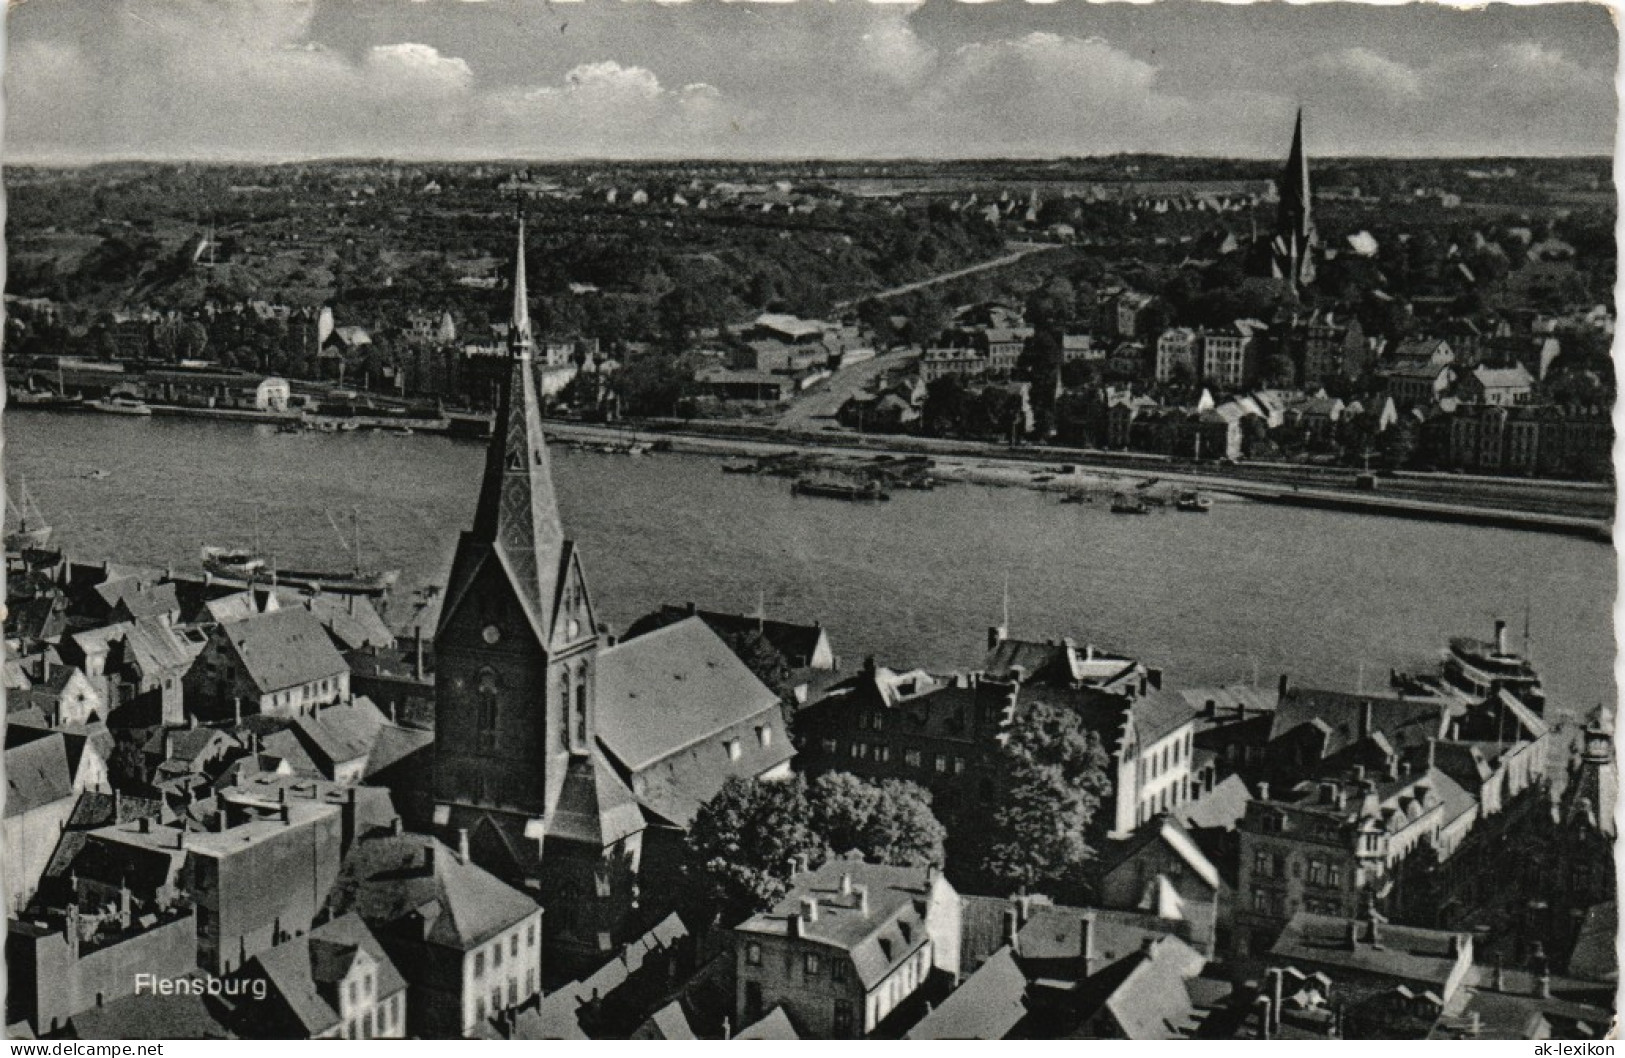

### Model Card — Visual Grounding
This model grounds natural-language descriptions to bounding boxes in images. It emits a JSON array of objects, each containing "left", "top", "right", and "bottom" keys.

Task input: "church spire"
[
  {"left": 510, "top": 213, "right": 533, "bottom": 353},
  {"left": 452, "top": 217, "right": 568, "bottom": 646},
  {"left": 1272, "top": 107, "right": 1318, "bottom": 289}
]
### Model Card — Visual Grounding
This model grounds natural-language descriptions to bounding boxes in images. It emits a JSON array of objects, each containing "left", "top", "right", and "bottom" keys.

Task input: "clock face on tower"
[{"left": 482, "top": 624, "right": 502, "bottom": 645}]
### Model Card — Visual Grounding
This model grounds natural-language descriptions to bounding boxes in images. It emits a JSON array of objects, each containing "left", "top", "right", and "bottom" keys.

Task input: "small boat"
[
  {"left": 5, "top": 477, "right": 52, "bottom": 551},
  {"left": 10, "top": 388, "right": 80, "bottom": 410},
  {"left": 721, "top": 464, "right": 758, "bottom": 475},
  {"left": 83, "top": 468, "right": 111, "bottom": 481},
  {"left": 201, "top": 545, "right": 267, "bottom": 579},
  {"left": 90, "top": 395, "right": 153, "bottom": 416},
  {"left": 792, "top": 477, "right": 890, "bottom": 502},
  {"left": 1060, "top": 491, "right": 1089, "bottom": 505},
  {"left": 1176, "top": 490, "right": 1213, "bottom": 513},
  {"left": 277, "top": 421, "right": 308, "bottom": 434},
  {"left": 314, "top": 420, "right": 339, "bottom": 433},
  {"left": 339, "top": 420, "right": 361, "bottom": 433},
  {"left": 1110, "top": 493, "right": 1150, "bottom": 515},
  {"left": 392, "top": 426, "right": 414, "bottom": 436}
]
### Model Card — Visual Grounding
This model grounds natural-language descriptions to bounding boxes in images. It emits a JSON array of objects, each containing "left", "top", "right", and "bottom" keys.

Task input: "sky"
[{"left": 4, "top": 0, "right": 1617, "bottom": 163}]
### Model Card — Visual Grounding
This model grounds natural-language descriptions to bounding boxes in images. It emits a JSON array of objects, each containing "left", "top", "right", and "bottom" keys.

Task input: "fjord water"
[{"left": 11, "top": 412, "right": 1615, "bottom": 723}]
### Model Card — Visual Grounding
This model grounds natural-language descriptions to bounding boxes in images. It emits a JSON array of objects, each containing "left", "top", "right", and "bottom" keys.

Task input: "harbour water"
[{"left": 9, "top": 411, "right": 1616, "bottom": 722}]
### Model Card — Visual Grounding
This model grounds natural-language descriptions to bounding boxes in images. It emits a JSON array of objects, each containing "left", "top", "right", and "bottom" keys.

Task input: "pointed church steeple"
[
  {"left": 1272, "top": 108, "right": 1318, "bottom": 289},
  {"left": 455, "top": 216, "right": 570, "bottom": 646},
  {"left": 435, "top": 215, "right": 602, "bottom": 830}
]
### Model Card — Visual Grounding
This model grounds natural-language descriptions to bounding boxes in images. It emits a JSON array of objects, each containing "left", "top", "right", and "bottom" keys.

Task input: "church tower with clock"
[{"left": 432, "top": 221, "right": 644, "bottom": 951}]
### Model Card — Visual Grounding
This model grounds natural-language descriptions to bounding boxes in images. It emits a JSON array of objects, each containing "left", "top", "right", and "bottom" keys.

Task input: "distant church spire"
[{"left": 1271, "top": 107, "right": 1318, "bottom": 289}]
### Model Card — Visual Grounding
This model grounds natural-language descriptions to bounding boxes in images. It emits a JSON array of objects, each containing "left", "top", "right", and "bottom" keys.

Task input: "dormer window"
[
  {"left": 758, "top": 725, "right": 772, "bottom": 749},
  {"left": 727, "top": 739, "right": 743, "bottom": 762}
]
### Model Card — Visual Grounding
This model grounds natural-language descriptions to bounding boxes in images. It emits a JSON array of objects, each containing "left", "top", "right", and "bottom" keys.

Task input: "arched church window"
[{"left": 558, "top": 670, "right": 573, "bottom": 749}]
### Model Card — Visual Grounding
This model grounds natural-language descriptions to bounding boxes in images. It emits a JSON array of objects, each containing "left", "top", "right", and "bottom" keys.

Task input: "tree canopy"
[
  {"left": 680, "top": 771, "right": 947, "bottom": 927},
  {"left": 966, "top": 698, "right": 1113, "bottom": 900}
]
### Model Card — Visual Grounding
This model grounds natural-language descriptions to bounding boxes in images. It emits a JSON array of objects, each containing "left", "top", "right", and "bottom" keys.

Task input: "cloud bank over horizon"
[{"left": 5, "top": 0, "right": 1615, "bottom": 163}]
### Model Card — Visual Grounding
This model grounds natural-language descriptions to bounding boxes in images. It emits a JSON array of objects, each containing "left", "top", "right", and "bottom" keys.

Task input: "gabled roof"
[
  {"left": 67, "top": 988, "right": 233, "bottom": 1040},
  {"left": 5, "top": 733, "right": 76, "bottom": 817},
  {"left": 906, "top": 946, "right": 1028, "bottom": 1039},
  {"left": 737, "top": 861, "right": 942, "bottom": 989},
  {"left": 292, "top": 698, "right": 389, "bottom": 768},
  {"left": 625, "top": 604, "right": 831, "bottom": 668},
  {"left": 1271, "top": 687, "right": 1448, "bottom": 758},
  {"left": 734, "top": 1006, "right": 800, "bottom": 1040},
  {"left": 633, "top": 1000, "right": 697, "bottom": 1040},
  {"left": 333, "top": 831, "right": 539, "bottom": 951},
  {"left": 1091, "top": 935, "right": 1206, "bottom": 1039},
  {"left": 1176, "top": 774, "right": 1252, "bottom": 832},
  {"left": 218, "top": 608, "right": 348, "bottom": 695},
  {"left": 1100, "top": 817, "right": 1221, "bottom": 892},
  {"left": 279, "top": 590, "right": 394, "bottom": 652},
  {"left": 595, "top": 617, "right": 785, "bottom": 773},
  {"left": 123, "top": 616, "right": 202, "bottom": 675},
  {"left": 1270, "top": 912, "right": 1467, "bottom": 990},
  {"left": 97, "top": 579, "right": 180, "bottom": 621},
  {"left": 248, "top": 913, "right": 406, "bottom": 1037}
]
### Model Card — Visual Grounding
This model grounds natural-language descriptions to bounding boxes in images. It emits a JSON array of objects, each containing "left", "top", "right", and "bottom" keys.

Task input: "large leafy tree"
[
  {"left": 680, "top": 772, "right": 948, "bottom": 927},
  {"left": 809, "top": 772, "right": 946, "bottom": 869},
  {"left": 680, "top": 776, "right": 826, "bottom": 928},
  {"left": 974, "top": 698, "right": 1113, "bottom": 899}
]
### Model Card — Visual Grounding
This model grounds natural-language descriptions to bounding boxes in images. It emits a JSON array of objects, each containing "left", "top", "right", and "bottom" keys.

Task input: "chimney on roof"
[
  {"left": 1204, "top": 699, "right": 1217, "bottom": 719},
  {"left": 1264, "top": 967, "right": 1283, "bottom": 1034},
  {"left": 118, "top": 884, "right": 132, "bottom": 930},
  {"left": 1360, "top": 700, "right": 1374, "bottom": 739},
  {"left": 854, "top": 884, "right": 869, "bottom": 917},
  {"left": 1279, "top": 673, "right": 1291, "bottom": 698},
  {"left": 1428, "top": 739, "right": 1437, "bottom": 770},
  {"left": 457, "top": 828, "right": 470, "bottom": 864},
  {"left": 685, "top": 601, "right": 697, "bottom": 615},
  {"left": 424, "top": 843, "right": 436, "bottom": 874},
  {"left": 279, "top": 805, "right": 291, "bottom": 825},
  {"left": 414, "top": 628, "right": 426, "bottom": 682},
  {"left": 234, "top": 697, "right": 242, "bottom": 725},
  {"left": 391, "top": 815, "right": 404, "bottom": 836},
  {"left": 840, "top": 871, "right": 853, "bottom": 896},
  {"left": 163, "top": 730, "right": 174, "bottom": 760},
  {"left": 1003, "top": 907, "right": 1020, "bottom": 954},
  {"left": 987, "top": 625, "right": 1006, "bottom": 651},
  {"left": 1079, "top": 914, "right": 1095, "bottom": 977},
  {"left": 1254, "top": 995, "right": 1273, "bottom": 1041},
  {"left": 1346, "top": 921, "right": 1359, "bottom": 950},
  {"left": 862, "top": 655, "right": 877, "bottom": 676},
  {"left": 1493, "top": 959, "right": 1506, "bottom": 993},
  {"left": 800, "top": 896, "right": 819, "bottom": 923},
  {"left": 189, "top": 713, "right": 198, "bottom": 730},
  {"left": 788, "top": 909, "right": 804, "bottom": 939},
  {"left": 1353, "top": 764, "right": 1365, "bottom": 783},
  {"left": 278, "top": 787, "right": 287, "bottom": 803},
  {"left": 1238, "top": 702, "right": 1248, "bottom": 724},
  {"left": 1494, "top": 619, "right": 1508, "bottom": 656},
  {"left": 1257, "top": 781, "right": 1270, "bottom": 801},
  {"left": 925, "top": 863, "right": 938, "bottom": 890},
  {"left": 139, "top": 817, "right": 151, "bottom": 834}
]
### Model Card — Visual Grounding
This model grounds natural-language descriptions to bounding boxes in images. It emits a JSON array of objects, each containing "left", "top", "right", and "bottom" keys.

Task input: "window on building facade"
[
  {"left": 758, "top": 725, "right": 772, "bottom": 748},
  {"left": 833, "top": 1002, "right": 854, "bottom": 1037},
  {"left": 746, "top": 942, "right": 762, "bottom": 966},
  {"left": 822, "top": 738, "right": 838, "bottom": 755},
  {"left": 905, "top": 748, "right": 921, "bottom": 768},
  {"left": 527, "top": 922, "right": 537, "bottom": 948},
  {"left": 935, "top": 754, "right": 947, "bottom": 773},
  {"left": 574, "top": 681, "right": 589, "bottom": 748},
  {"left": 511, "top": 934, "right": 519, "bottom": 958},
  {"left": 1328, "top": 863, "right": 1343, "bottom": 888},
  {"left": 595, "top": 869, "right": 612, "bottom": 898},
  {"left": 1253, "top": 850, "right": 1271, "bottom": 878},
  {"left": 832, "top": 960, "right": 847, "bottom": 983},
  {"left": 726, "top": 738, "right": 743, "bottom": 762},
  {"left": 1308, "top": 859, "right": 1326, "bottom": 886},
  {"left": 953, "top": 757, "right": 965, "bottom": 775},
  {"left": 474, "top": 951, "right": 485, "bottom": 977},
  {"left": 805, "top": 952, "right": 823, "bottom": 976}
]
